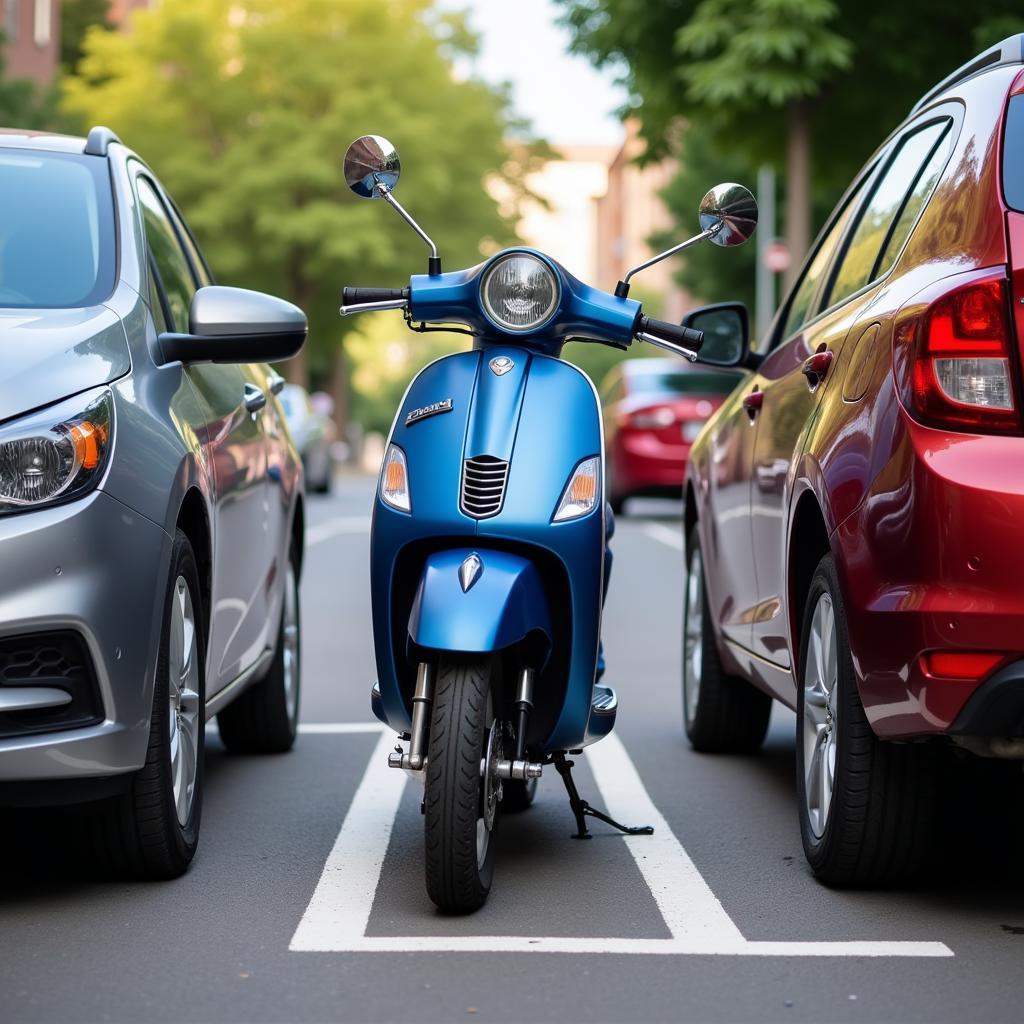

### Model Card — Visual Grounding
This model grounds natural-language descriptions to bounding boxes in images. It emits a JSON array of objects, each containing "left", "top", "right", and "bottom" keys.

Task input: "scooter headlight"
[
  {"left": 379, "top": 443, "right": 411, "bottom": 512},
  {"left": 0, "top": 387, "right": 113, "bottom": 514},
  {"left": 480, "top": 253, "right": 559, "bottom": 333},
  {"left": 553, "top": 456, "right": 600, "bottom": 522}
]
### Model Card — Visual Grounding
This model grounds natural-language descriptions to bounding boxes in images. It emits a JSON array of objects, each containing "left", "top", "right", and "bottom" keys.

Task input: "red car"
[
  {"left": 682, "top": 35, "right": 1024, "bottom": 885},
  {"left": 600, "top": 358, "right": 742, "bottom": 513}
]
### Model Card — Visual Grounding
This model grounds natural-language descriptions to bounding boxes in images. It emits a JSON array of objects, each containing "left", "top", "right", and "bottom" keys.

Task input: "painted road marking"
[
  {"left": 306, "top": 516, "right": 372, "bottom": 546},
  {"left": 642, "top": 522, "right": 684, "bottom": 551},
  {"left": 289, "top": 724, "right": 952, "bottom": 957}
]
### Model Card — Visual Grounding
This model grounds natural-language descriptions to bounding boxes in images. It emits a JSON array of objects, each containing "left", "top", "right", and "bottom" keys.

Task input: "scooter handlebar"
[
  {"left": 342, "top": 287, "right": 409, "bottom": 305},
  {"left": 635, "top": 315, "right": 704, "bottom": 362},
  {"left": 339, "top": 286, "right": 410, "bottom": 316}
]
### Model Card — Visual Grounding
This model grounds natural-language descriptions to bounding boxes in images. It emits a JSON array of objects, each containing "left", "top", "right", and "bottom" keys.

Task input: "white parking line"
[
  {"left": 642, "top": 522, "right": 685, "bottom": 551},
  {"left": 292, "top": 727, "right": 407, "bottom": 946},
  {"left": 289, "top": 725, "right": 953, "bottom": 957},
  {"left": 305, "top": 517, "right": 371, "bottom": 546}
]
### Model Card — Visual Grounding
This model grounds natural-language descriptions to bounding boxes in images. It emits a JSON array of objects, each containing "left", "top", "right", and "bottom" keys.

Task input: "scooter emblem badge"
[
  {"left": 489, "top": 356, "right": 514, "bottom": 376},
  {"left": 458, "top": 553, "right": 483, "bottom": 592}
]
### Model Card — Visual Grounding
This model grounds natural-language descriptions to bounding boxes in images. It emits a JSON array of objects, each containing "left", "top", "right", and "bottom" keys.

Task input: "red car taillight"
[
  {"left": 624, "top": 406, "right": 677, "bottom": 429},
  {"left": 894, "top": 271, "right": 1021, "bottom": 433}
]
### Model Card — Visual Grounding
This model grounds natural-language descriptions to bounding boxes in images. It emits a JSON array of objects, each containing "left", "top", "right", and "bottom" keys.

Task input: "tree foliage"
[
  {"left": 558, "top": 0, "right": 1024, "bottom": 311},
  {"left": 558, "top": 0, "right": 1024, "bottom": 186},
  {"left": 63, "top": 0, "right": 540, "bottom": 397},
  {"left": 60, "top": 0, "right": 112, "bottom": 72},
  {"left": 677, "top": 0, "right": 850, "bottom": 113}
]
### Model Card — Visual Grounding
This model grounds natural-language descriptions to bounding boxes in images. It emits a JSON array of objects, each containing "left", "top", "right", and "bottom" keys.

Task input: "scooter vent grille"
[{"left": 460, "top": 455, "right": 509, "bottom": 519}]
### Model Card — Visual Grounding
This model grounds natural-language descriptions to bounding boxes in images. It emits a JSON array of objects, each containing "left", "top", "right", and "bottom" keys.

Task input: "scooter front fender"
[{"left": 408, "top": 548, "right": 552, "bottom": 657}]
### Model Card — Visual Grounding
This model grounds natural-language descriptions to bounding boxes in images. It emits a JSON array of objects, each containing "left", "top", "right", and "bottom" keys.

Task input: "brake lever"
[{"left": 635, "top": 331, "right": 699, "bottom": 362}]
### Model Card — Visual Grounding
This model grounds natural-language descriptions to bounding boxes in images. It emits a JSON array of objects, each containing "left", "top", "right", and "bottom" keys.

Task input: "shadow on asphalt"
[
  {"left": 3, "top": 735, "right": 1021, "bottom": 920},
  {"left": 0, "top": 738, "right": 253, "bottom": 894}
]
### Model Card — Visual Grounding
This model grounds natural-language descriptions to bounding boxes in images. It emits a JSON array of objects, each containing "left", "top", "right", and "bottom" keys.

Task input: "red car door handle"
[
  {"left": 742, "top": 390, "right": 763, "bottom": 420},
  {"left": 802, "top": 350, "right": 833, "bottom": 390}
]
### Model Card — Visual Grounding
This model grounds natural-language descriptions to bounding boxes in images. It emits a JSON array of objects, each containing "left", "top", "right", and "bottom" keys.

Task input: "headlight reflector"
[
  {"left": 553, "top": 456, "right": 600, "bottom": 522},
  {"left": 481, "top": 253, "right": 559, "bottom": 332},
  {"left": 0, "top": 388, "right": 113, "bottom": 512},
  {"left": 380, "top": 443, "right": 411, "bottom": 512}
]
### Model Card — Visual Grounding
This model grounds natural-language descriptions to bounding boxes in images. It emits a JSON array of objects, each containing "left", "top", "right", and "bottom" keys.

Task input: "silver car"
[{"left": 0, "top": 126, "right": 307, "bottom": 877}]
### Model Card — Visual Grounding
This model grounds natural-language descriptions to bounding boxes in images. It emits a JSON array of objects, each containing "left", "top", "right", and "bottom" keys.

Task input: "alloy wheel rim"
[
  {"left": 683, "top": 547, "right": 704, "bottom": 728},
  {"left": 802, "top": 592, "right": 838, "bottom": 839},
  {"left": 282, "top": 564, "right": 299, "bottom": 729},
  {"left": 168, "top": 576, "right": 201, "bottom": 827}
]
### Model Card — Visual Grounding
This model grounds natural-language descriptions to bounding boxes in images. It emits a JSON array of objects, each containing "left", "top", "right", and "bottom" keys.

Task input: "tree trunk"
[
  {"left": 327, "top": 343, "right": 350, "bottom": 441},
  {"left": 285, "top": 266, "right": 312, "bottom": 389},
  {"left": 285, "top": 339, "right": 309, "bottom": 389},
  {"left": 784, "top": 98, "right": 812, "bottom": 293}
]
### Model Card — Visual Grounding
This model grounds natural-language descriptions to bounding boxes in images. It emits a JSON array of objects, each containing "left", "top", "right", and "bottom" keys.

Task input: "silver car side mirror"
[
  {"left": 157, "top": 286, "right": 307, "bottom": 366},
  {"left": 699, "top": 183, "right": 758, "bottom": 247},
  {"left": 344, "top": 135, "right": 401, "bottom": 199}
]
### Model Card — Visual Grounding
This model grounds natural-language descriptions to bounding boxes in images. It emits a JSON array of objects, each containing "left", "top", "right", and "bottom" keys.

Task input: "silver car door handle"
[
  {"left": 244, "top": 383, "right": 267, "bottom": 415},
  {"left": 267, "top": 372, "right": 286, "bottom": 395}
]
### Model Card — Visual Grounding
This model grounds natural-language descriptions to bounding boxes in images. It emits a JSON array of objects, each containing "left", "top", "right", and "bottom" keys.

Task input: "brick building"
[{"left": 0, "top": 0, "right": 59, "bottom": 83}]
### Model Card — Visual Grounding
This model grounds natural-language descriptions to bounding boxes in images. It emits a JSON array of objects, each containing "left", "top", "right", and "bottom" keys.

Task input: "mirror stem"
[
  {"left": 614, "top": 226, "right": 717, "bottom": 298},
  {"left": 376, "top": 183, "right": 442, "bottom": 276}
]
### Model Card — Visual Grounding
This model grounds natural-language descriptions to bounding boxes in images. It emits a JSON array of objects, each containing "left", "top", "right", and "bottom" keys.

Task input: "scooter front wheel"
[{"left": 424, "top": 655, "right": 500, "bottom": 913}]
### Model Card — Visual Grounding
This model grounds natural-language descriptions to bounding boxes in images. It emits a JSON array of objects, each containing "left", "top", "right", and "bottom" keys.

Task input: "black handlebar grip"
[
  {"left": 341, "top": 287, "right": 410, "bottom": 305},
  {"left": 638, "top": 315, "right": 704, "bottom": 351}
]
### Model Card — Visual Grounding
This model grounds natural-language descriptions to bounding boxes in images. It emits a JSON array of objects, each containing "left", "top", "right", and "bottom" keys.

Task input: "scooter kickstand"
[{"left": 553, "top": 754, "right": 654, "bottom": 840}]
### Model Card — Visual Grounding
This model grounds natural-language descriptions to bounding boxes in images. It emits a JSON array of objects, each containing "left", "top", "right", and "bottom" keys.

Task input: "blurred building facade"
[
  {"left": 0, "top": 0, "right": 59, "bottom": 82},
  {"left": 516, "top": 121, "right": 689, "bottom": 322}
]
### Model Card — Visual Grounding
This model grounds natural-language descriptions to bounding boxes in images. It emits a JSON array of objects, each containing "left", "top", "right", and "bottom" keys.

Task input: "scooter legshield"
[{"left": 408, "top": 548, "right": 552, "bottom": 657}]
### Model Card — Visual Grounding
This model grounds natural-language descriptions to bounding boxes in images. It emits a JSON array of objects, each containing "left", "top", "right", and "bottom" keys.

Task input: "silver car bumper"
[{"left": 0, "top": 490, "right": 171, "bottom": 781}]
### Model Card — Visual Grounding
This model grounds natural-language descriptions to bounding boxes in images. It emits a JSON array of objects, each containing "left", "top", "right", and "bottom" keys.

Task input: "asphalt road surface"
[{"left": 2, "top": 475, "right": 1023, "bottom": 1023}]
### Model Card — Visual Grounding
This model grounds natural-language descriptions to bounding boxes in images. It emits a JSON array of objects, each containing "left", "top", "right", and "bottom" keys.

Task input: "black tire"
[
  {"left": 501, "top": 777, "right": 538, "bottom": 813},
  {"left": 796, "top": 554, "right": 937, "bottom": 886},
  {"left": 91, "top": 531, "right": 206, "bottom": 879},
  {"left": 218, "top": 542, "right": 301, "bottom": 754},
  {"left": 683, "top": 525, "right": 771, "bottom": 752},
  {"left": 609, "top": 493, "right": 626, "bottom": 516},
  {"left": 424, "top": 656, "right": 499, "bottom": 913}
]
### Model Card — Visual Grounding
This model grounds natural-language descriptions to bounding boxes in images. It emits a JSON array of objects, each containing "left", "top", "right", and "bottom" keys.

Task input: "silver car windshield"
[{"left": 0, "top": 149, "right": 116, "bottom": 309}]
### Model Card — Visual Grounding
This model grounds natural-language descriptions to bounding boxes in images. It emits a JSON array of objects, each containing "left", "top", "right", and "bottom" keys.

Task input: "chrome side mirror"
[
  {"left": 699, "top": 184, "right": 758, "bottom": 247},
  {"left": 343, "top": 134, "right": 441, "bottom": 275},
  {"left": 344, "top": 135, "right": 401, "bottom": 199}
]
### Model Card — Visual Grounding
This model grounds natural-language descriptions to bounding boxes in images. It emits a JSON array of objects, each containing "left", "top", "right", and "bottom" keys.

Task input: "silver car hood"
[{"left": 0, "top": 304, "right": 130, "bottom": 424}]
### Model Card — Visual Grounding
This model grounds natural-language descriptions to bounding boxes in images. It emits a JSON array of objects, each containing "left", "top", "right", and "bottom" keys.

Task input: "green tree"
[
  {"left": 676, "top": 0, "right": 850, "bottom": 286},
  {"left": 60, "top": 0, "right": 112, "bottom": 72},
  {"left": 557, "top": 0, "right": 1024, "bottom": 277},
  {"left": 63, "top": 0, "right": 539, "bottom": 421}
]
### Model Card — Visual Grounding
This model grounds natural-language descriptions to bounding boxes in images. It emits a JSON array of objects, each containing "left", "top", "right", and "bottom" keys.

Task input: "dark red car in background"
[
  {"left": 680, "top": 35, "right": 1024, "bottom": 886},
  {"left": 600, "top": 358, "right": 742, "bottom": 514}
]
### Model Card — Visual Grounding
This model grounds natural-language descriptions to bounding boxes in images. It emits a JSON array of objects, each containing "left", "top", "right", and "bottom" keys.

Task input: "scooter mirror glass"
[
  {"left": 344, "top": 135, "right": 401, "bottom": 199},
  {"left": 698, "top": 183, "right": 758, "bottom": 247}
]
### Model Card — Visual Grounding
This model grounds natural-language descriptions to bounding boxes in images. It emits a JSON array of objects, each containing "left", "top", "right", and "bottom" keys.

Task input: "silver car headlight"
[
  {"left": 0, "top": 387, "right": 114, "bottom": 513},
  {"left": 480, "top": 253, "right": 559, "bottom": 333}
]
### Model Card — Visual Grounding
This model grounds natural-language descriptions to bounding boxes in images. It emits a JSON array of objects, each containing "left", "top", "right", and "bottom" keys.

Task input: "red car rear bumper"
[
  {"left": 611, "top": 432, "right": 690, "bottom": 497},
  {"left": 836, "top": 414, "right": 1024, "bottom": 739}
]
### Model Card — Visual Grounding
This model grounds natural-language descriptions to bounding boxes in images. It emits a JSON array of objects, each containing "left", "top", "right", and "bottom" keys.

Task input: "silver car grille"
[{"left": 460, "top": 455, "right": 509, "bottom": 519}]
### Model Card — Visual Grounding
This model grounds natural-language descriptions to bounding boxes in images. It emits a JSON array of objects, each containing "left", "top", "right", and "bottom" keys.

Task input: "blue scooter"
[{"left": 341, "top": 134, "right": 756, "bottom": 913}]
